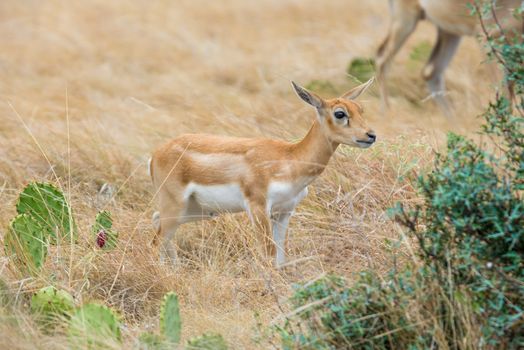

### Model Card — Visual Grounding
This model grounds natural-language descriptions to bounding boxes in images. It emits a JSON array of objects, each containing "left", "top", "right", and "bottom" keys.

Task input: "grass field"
[{"left": 0, "top": 1, "right": 504, "bottom": 348}]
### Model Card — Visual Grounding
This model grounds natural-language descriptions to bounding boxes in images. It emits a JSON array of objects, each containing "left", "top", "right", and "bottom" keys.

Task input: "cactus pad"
[
  {"left": 68, "top": 303, "right": 121, "bottom": 348},
  {"left": 16, "top": 182, "right": 76, "bottom": 244},
  {"left": 92, "top": 210, "right": 118, "bottom": 249},
  {"left": 186, "top": 333, "right": 228, "bottom": 350},
  {"left": 138, "top": 332, "right": 167, "bottom": 350},
  {"left": 347, "top": 58, "right": 375, "bottom": 83},
  {"left": 31, "top": 286, "right": 75, "bottom": 328},
  {"left": 160, "top": 292, "right": 181, "bottom": 344},
  {"left": 4, "top": 214, "right": 48, "bottom": 274}
]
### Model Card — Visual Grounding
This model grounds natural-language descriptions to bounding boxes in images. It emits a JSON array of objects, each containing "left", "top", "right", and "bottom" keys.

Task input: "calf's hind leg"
[
  {"left": 151, "top": 211, "right": 161, "bottom": 245},
  {"left": 155, "top": 192, "right": 186, "bottom": 266},
  {"left": 159, "top": 216, "right": 181, "bottom": 265}
]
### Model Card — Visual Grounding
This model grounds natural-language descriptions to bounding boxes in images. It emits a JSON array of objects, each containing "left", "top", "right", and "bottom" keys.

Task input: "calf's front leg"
[
  {"left": 247, "top": 199, "right": 275, "bottom": 260},
  {"left": 271, "top": 212, "right": 292, "bottom": 267}
]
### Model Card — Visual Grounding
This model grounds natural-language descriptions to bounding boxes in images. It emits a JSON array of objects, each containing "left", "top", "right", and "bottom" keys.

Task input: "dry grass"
[{"left": 0, "top": 0, "right": 501, "bottom": 348}]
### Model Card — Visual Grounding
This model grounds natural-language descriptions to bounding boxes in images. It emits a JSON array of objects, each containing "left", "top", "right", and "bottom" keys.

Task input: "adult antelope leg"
[
  {"left": 376, "top": 0, "right": 422, "bottom": 111},
  {"left": 422, "top": 28, "right": 461, "bottom": 117}
]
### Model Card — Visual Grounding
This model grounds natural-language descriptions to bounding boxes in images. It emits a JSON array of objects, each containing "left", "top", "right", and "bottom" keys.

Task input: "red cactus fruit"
[{"left": 96, "top": 229, "right": 107, "bottom": 248}]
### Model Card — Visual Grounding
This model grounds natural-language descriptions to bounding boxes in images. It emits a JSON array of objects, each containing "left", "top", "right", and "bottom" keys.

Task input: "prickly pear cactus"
[
  {"left": 347, "top": 57, "right": 375, "bottom": 83},
  {"left": 92, "top": 210, "right": 118, "bottom": 249},
  {"left": 16, "top": 182, "right": 76, "bottom": 244},
  {"left": 186, "top": 333, "right": 228, "bottom": 350},
  {"left": 68, "top": 303, "right": 121, "bottom": 348},
  {"left": 4, "top": 214, "right": 48, "bottom": 274},
  {"left": 31, "top": 286, "right": 75, "bottom": 328},
  {"left": 137, "top": 332, "right": 166, "bottom": 350},
  {"left": 160, "top": 292, "right": 181, "bottom": 344}
]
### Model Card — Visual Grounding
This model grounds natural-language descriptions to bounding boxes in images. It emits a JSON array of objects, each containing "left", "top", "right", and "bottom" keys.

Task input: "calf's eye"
[{"left": 334, "top": 111, "right": 346, "bottom": 119}]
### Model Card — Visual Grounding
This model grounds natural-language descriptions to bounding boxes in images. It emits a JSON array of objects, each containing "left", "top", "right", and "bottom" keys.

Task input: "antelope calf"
[
  {"left": 149, "top": 78, "right": 376, "bottom": 267},
  {"left": 376, "top": 0, "right": 521, "bottom": 115}
]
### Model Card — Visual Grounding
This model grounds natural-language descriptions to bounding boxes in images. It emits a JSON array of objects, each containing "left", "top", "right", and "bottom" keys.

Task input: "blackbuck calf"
[
  {"left": 376, "top": 0, "right": 521, "bottom": 116},
  {"left": 149, "top": 78, "right": 376, "bottom": 267}
]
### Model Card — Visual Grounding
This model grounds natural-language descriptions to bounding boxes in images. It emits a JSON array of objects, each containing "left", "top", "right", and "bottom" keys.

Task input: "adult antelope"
[
  {"left": 149, "top": 78, "right": 376, "bottom": 267},
  {"left": 376, "top": 0, "right": 521, "bottom": 115}
]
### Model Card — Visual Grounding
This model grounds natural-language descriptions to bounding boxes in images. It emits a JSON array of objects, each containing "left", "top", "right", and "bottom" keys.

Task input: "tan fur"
[
  {"left": 377, "top": 0, "right": 522, "bottom": 115},
  {"left": 150, "top": 79, "right": 376, "bottom": 266}
]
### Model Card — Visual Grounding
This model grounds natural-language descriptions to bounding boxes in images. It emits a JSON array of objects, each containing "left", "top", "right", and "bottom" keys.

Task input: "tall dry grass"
[{"left": 0, "top": 0, "right": 503, "bottom": 348}]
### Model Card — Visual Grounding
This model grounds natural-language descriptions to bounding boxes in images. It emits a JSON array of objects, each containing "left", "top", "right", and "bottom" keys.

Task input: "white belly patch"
[
  {"left": 267, "top": 178, "right": 312, "bottom": 213},
  {"left": 184, "top": 182, "right": 246, "bottom": 214},
  {"left": 180, "top": 179, "right": 310, "bottom": 222}
]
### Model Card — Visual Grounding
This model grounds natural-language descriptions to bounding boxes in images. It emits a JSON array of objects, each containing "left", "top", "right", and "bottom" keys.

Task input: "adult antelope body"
[
  {"left": 376, "top": 0, "right": 522, "bottom": 115},
  {"left": 149, "top": 78, "right": 376, "bottom": 267}
]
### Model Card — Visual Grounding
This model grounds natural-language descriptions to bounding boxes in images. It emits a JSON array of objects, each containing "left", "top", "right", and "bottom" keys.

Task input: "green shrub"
[
  {"left": 276, "top": 3, "right": 523, "bottom": 349},
  {"left": 397, "top": 2, "right": 524, "bottom": 346},
  {"left": 275, "top": 273, "right": 429, "bottom": 349},
  {"left": 394, "top": 130, "right": 523, "bottom": 347},
  {"left": 394, "top": 4, "right": 523, "bottom": 347}
]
